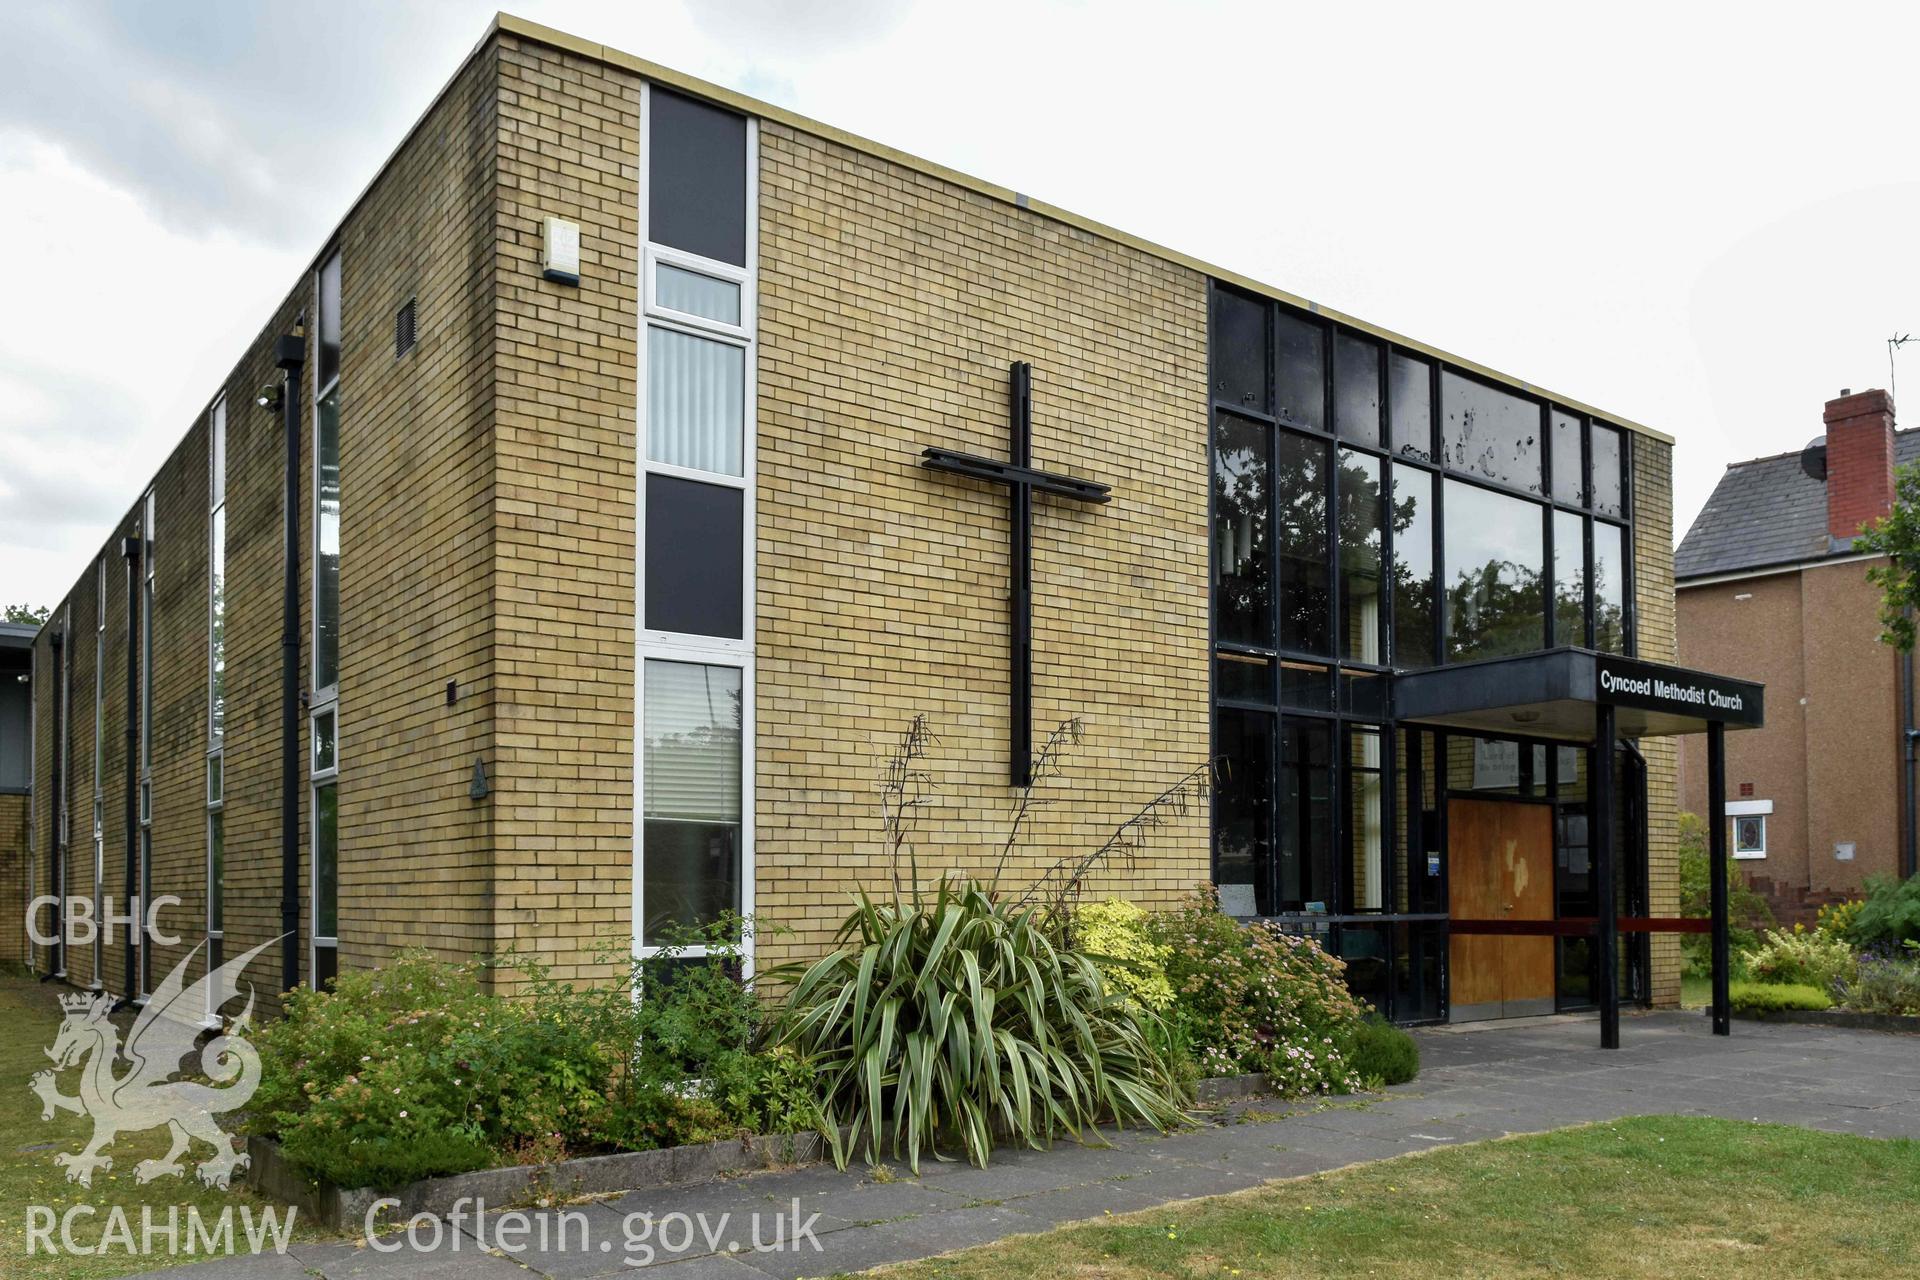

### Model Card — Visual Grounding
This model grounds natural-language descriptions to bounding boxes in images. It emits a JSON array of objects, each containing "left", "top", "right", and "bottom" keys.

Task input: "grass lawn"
[
  {"left": 0, "top": 967, "right": 315, "bottom": 1280},
  {"left": 1680, "top": 971, "right": 1710, "bottom": 1008},
  {"left": 882, "top": 1115, "right": 1920, "bottom": 1279}
]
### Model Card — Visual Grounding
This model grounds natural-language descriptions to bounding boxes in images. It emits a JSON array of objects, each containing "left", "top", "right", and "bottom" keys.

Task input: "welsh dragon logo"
[{"left": 31, "top": 937, "right": 279, "bottom": 1188}]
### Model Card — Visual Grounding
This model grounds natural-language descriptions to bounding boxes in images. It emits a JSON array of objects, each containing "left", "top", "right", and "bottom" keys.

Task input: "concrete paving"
[{"left": 126, "top": 1011, "right": 1920, "bottom": 1278}]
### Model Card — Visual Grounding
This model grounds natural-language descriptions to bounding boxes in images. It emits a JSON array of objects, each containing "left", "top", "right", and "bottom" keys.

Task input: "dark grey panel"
[
  {"left": 645, "top": 474, "right": 744, "bottom": 638},
  {"left": 649, "top": 89, "right": 748, "bottom": 267}
]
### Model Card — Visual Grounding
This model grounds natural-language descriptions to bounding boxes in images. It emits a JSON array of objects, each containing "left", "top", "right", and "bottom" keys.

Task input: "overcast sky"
[{"left": 5, "top": 0, "right": 1920, "bottom": 609}]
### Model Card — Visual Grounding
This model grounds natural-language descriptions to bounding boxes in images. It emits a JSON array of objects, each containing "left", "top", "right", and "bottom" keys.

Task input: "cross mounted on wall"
[{"left": 922, "top": 362, "right": 1112, "bottom": 786}]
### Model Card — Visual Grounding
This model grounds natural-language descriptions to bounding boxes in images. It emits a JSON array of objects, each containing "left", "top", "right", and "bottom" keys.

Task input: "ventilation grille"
[{"left": 394, "top": 298, "right": 417, "bottom": 359}]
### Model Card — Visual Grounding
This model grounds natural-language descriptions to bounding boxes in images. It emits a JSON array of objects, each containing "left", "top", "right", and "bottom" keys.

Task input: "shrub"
[
  {"left": 1729, "top": 981, "right": 1832, "bottom": 1013},
  {"left": 1846, "top": 875, "right": 1920, "bottom": 950},
  {"left": 1678, "top": 811, "right": 1774, "bottom": 974},
  {"left": 1073, "top": 898, "right": 1175, "bottom": 1012},
  {"left": 764, "top": 881, "right": 1187, "bottom": 1173},
  {"left": 1815, "top": 897, "right": 1865, "bottom": 941},
  {"left": 1835, "top": 953, "right": 1920, "bottom": 1016},
  {"left": 1341, "top": 1015, "right": 1419, "bottom": 1086},
  {"left": 251, "top": 931, "right": 818, "bottom": 1190},
  {"left": 1147, "top": 888, "right": 1365, "bottom": 1096},
  {"left": 1741, "top": 927, "right": 1857, "bottom": 992}
]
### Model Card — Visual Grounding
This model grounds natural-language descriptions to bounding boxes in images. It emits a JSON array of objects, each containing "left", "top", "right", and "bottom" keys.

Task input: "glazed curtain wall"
[{"left": 1208, "top": 282, "right": 1639, "bottom": 1021}]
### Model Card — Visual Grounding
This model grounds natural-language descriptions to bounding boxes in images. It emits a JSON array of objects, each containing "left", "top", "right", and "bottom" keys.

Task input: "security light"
[{"left": 257, "top": 382, "right": 282, "bottom": 411}]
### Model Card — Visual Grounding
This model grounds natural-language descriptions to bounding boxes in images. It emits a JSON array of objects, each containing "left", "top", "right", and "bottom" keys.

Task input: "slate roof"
[{"left": 1675, "top": 429, "right": 1920, "bottom": 581}]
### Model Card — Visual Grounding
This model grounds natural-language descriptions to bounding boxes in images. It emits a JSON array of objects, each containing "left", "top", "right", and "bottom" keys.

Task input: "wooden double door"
[{"left": 1448, "top": 798, "right": 1556, "bottom": 1021}]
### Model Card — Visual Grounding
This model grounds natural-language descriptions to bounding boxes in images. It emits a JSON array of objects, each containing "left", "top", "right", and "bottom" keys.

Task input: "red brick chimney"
[{"left": 1824, "top": 388, "right": 1896, "bottom": 543}]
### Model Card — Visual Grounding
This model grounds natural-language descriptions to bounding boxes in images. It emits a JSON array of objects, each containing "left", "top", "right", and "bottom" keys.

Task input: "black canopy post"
[
  {"left": 1594, "top": 702, "right": 1619, "bottom": 1049},
  {"left": 1708, "top": 720, "right": 1732, "bottom": 1035}
]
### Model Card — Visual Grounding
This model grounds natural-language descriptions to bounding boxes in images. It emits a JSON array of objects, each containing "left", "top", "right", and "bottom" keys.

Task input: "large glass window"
[
  {"left": 1213, "top": 414, "right": 1271, "bottom": 648},
  {"left": 1552, "top": 508, "right": 1586, "bottom": 646},
  {"left": 1443, "top": 478, "right": 1544, "bottom": 662},
  {"left": 1388, "top": 352, "right": 1432, "bottom": 461},
  {"left": 1346, "top": 725, "right": 1384, "bottom": 911},
  {"left": 317, "top": 252, "right": 342, "bottom": 387},
  {"left": 1590, "top": 423, "right": 1624, "bottom": 517},
  {"left": 1274, "top": 311, "right": 1325, "bottom": 431},
  {"left": 1277, "top": 431, "right": 1331, "bottom": 655},
  {"left": 1333, "top": 331, "right": 1381, "bottom": 447},
  {"left": 1550, "top": 410, "right": 1584, "bottom": 507},
  {"left": 1593, "top": 521, "right": 1627, "bottom": 654},
  {"left": 1214, "top": 707, "right": 1273, "bottom": 918},
  {"left": 1212, "top": 287, "right": 1269, "bottom": 413},
  {"left": 1440, "top": 371, "right": 1542, "bottom": 495},
  {"left": 312, "top": 249, "right": 343, "bottom": 989},
  {"left": 642, "top": 661, "right": 743, "bottom": 943},
  {"left": 1277, "top": 718, "right": 1333, "bottom": 912},
  {"left": 1337, "top": 449, "right": 1384, "bottom": 663},
  {"left": 1391, "top": 465, "right": 1434, "bottom": 668}
]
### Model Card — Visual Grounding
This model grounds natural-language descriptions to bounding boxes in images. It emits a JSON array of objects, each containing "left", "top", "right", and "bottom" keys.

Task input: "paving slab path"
[{"left": 128, "top": 1011, "right": 1920, "bottom": 1278}]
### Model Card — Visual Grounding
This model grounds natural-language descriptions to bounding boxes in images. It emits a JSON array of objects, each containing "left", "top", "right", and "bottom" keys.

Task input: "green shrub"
[
  {"left": 1340, "top": 1015, "right": 1419, "bottom": 1086},
  {"left": 1146, "top": 888, "right": 1365, "bottom": 1096},
  {"left": 1846, "top": 875, "right": 1920, "bottom": 950},
  {"left": 1836, "top": 953, "right": 1920, "bottom": 1016},
  {"left": 1678, "top": 812, "right": 1774, "bottom": 974},
  {"left": 1815, "top": 897, "right": 1865, "bottom": 941},
  {"left": 1073, "top": 898, "right": 1175, "bottom": 1012},
  {"left": 1729, "top": 981, "right": 1832, "bottom": 1013},
  {"left": 1741, "top": 927, "right": 1857, "bottom": 992},
  {"left": 251, "top": 931, "right": 818, "bottom": 1190},
  {"left": 764, "top": 880, "right": 1187, "bottom": 1173}
]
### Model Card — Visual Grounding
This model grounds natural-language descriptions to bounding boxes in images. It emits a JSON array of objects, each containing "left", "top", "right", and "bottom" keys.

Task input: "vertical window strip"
[
  {"left": 636, "top": 84, "right": 756, "bottom": 966},
  {"left": 208, "top": 397, "right": 226, "bottom": 976},
  {"left": 92, "top": 557, "right": 105, "bottom": 987},
  {"left": 138, "top": 489, "right": 154, "bottom": 997},
  {"left": 312, "top": 250, "right": 342, "bottom": 985}
]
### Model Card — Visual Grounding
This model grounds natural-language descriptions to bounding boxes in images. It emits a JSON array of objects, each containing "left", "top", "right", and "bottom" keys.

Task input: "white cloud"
[{"left": 5, "top": 0, "right": 1920, "bottom": 609}]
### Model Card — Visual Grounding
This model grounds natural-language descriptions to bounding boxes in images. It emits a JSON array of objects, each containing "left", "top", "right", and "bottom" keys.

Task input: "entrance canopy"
[
  {"left": 1390, "top": 646, "right": 1763, "bottom": 1051},
  {"left": 1391, "top": 647, "right": 1764, "bottom": 742}
]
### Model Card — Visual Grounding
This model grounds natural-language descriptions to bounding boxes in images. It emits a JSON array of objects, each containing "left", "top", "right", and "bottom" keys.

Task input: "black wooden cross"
[{"left": 922, "top": 362, "right": 1112, "bottom": 786}]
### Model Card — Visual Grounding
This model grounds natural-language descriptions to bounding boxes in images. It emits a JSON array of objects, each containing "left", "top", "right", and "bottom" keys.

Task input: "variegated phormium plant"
[{"left": 766, "top": 880, "right": 1188, "bottom": 1172}]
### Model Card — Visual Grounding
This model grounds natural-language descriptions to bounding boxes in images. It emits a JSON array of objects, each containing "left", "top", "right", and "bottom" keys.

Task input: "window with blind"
[{"left": 642, "top": 661, "right": 742, "bottom": 944}]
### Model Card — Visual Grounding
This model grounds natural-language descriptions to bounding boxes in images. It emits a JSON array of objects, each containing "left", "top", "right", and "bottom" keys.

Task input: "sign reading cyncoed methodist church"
[{"left": 1593, "top": 655, "right": 1764, "bottom": 728}]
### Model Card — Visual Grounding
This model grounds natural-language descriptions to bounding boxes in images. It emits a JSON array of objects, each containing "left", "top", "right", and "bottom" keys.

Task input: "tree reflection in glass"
[
  {"left": 1213, "top": 414, "right": 1270, "bottom": 647},
  {"left": 1444, "top": 478, "right": 1545, "bottom": 661}
]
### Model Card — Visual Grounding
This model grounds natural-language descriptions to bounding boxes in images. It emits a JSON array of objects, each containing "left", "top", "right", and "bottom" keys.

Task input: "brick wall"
[
  {"left": 487, "top": 36, "right": 642, "bottom": 990},
  {"left": 28, "top": 43, "right": 502, "bottom": 1006},
  {"left": 1631, "top": 435, "right": 1681, "bottom": 1006},
  {"left": 752, "top": 123, "right": 1214, "bottom": 970}
]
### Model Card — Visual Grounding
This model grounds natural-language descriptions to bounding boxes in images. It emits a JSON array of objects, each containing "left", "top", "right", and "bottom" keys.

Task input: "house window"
[{"left": 1728, "top": 800, "right": 1770, "bottom": 860}]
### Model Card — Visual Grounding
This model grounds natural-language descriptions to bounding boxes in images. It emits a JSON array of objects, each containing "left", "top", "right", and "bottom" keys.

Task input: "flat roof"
[{"left": 488, "top": 12, "right": 1672, "bottom": 446}]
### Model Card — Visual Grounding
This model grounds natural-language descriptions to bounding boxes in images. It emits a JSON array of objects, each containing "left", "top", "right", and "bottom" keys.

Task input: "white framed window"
[
  {"left": 635, "top": 84, "right": 758, "bottom": 970},
  {"left": 310, "top": 251, "right": 343, "bottom": 989},
  {"left": 1728, "top": 799, "right": 1770, "bottom": 860},
  {"left": 91, "top": 556, "right": 105, "bottom": 989},
  {"left": 137, "top": 488, "right": 155, "bottom": 999},
  {"left": 207, "top": 395, "right": 227, "bottom": 999}
]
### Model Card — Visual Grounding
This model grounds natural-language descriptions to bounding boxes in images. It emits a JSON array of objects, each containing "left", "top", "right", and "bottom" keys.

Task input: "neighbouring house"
[
  {"left": 1676, "top": 388, "right": 1920, "bottom": 924},
  {"left": 18, "top": 15, "right": 1764, "bottom": 1038},
  {"left": 0, "top": 621, "right": 32, "bottom": 966}
]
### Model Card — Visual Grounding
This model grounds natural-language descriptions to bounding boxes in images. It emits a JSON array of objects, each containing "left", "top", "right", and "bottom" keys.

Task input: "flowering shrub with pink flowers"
[{"left": 1145, "top": 888, "right": 1368, "bottom": 1096}]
